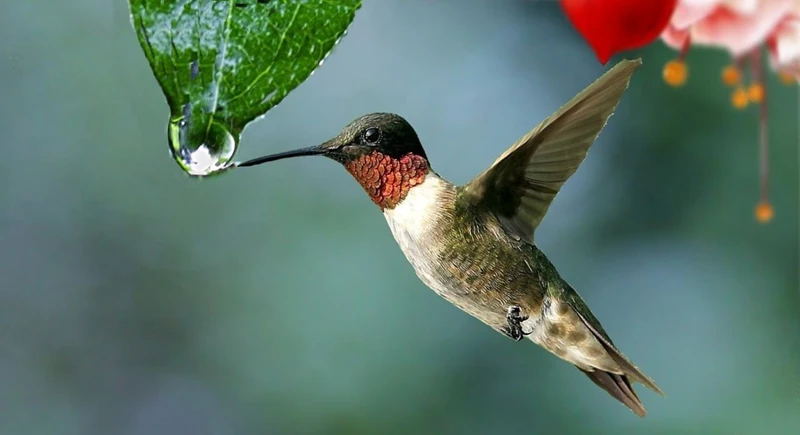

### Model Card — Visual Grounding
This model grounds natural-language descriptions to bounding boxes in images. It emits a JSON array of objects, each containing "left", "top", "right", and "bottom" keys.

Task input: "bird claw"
[{"left": 503, "top": 305, "right": 531, "bottom": 341}]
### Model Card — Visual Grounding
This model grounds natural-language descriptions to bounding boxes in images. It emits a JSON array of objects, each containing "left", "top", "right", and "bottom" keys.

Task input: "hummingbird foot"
[{"left": 503, "top": 305, "right": 532, "bottom": 341}]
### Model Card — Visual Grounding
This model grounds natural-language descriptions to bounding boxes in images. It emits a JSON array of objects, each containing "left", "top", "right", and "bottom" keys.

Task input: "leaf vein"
[{"left": 225, "top": 1, "right": 304, "bottom": 107}]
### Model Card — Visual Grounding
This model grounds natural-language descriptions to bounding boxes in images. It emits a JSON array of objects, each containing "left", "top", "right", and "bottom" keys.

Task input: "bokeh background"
[{"left": 2, "top": 1, "right": 799, "bottom": 434}]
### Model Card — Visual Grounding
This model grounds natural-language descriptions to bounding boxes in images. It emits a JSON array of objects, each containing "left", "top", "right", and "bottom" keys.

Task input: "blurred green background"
[{"left": 1, "top": 1, "right": 798, "bottom": 434}]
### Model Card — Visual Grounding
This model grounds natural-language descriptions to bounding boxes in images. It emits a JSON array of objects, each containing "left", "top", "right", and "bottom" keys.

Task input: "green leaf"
[{"left": 128, "top": 0, "right": 361, "bottom": 176}]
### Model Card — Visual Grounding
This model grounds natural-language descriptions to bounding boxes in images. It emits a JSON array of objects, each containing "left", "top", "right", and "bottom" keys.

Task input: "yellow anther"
[
  {"left": 663, "top": 60, "right": 688, "bottom": 87},
  {"left": 731, "top": 86, "right": 749, "bottom": 109},
  {"left": 721, "top": 65, "right": 741, "bottom": 86},
  {"left": 778, "top": 71, "right": 795, "bottom": 85},
  {"left": 755, "top": 202, "right": 774, "bottom": 223},
  {"left": 747, "top": 83, "right": 764, "bottom": 103}
]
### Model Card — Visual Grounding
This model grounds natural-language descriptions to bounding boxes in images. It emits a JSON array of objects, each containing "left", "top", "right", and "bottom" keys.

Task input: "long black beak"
[{"left": 235, "top": 145, "right": 326, "bottom": 168}]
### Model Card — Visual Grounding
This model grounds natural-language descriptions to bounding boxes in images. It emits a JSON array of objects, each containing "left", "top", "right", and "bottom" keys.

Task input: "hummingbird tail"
[
  {"left": 557, "top": 293, "right": 664, "bottom": 415},
  {"left": 578, "top": 367, "right": 647, "bottom": 417},
  {"left": 574, "top": 310, "right": 665, "bottom": 397}
]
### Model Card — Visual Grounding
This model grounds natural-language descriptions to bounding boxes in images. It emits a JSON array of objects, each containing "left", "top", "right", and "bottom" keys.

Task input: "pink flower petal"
[
  {"left": 690, "top": 0, "right": 794, "bottom": 55},
  {"left": 662, "top": 25, "right": 692, "bottom": 49},
  {"left": 670, "top": 1, "right": 719, "bottom": 29},
  {"left": 722, "top": 0, "right": 761, "bottom": 14},
  {"left": 773, "top": 18, "right": 800, "bottom": 63}
]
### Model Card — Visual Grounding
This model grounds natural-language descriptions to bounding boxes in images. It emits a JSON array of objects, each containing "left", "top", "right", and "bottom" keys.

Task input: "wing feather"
[{"left": 460, "top": 59, "right": 642, "bottom": 243}]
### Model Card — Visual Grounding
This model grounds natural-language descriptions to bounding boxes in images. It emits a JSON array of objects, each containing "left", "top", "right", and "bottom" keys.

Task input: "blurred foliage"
[{"left": 0, "top": 1, "right": 798, "bottom": 434}]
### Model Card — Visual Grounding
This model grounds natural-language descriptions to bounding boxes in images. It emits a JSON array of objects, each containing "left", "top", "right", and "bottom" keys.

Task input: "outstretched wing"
[{"left": 459, "top": 59, "right": 641, "bottom": 243}]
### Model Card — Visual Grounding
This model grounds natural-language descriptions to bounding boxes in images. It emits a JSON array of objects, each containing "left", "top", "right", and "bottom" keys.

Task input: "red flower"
[{"left": 560, "top": 0, "right": 678, "bottom": 64}]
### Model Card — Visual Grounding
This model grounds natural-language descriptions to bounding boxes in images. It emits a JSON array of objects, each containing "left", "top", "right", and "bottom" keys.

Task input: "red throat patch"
[{"left": 344, "top": 151, "right": 429, "bottom": 210}]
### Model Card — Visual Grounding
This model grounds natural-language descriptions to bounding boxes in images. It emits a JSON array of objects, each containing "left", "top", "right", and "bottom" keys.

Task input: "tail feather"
[
  {"left": 579, "top": 368, "right": 647, "bottom": 417},
  {"left": 574, "top": 310, "right": 665, "bottom": 397},
  {"left": 534, "top": 289, "right": 664, "bottom": 415}
]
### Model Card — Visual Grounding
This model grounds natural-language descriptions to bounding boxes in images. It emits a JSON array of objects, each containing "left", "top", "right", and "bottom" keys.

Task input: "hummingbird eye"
[{"left": 363, "top": 127, "right": 380, "bottom": 146}]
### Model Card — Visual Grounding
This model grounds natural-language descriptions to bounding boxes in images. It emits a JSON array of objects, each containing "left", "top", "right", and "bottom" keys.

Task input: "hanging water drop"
[{"left": 168, "top": 111, "right": 238, "bottom": 177}]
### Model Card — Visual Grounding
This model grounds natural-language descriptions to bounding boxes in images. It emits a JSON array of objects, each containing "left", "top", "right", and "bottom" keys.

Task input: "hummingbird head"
[{"left": 238, "top": 113, "right": 431, "bottom": 210}]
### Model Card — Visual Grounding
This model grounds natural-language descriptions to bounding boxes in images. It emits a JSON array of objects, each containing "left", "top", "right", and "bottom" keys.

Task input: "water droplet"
[{"left": 168, "top": 114, "right": 237, "bottom": 176}]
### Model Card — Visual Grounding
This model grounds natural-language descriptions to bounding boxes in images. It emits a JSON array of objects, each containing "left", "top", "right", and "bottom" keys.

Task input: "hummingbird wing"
[{"left": 459, "top": 59, "right": 641, "bottom": 243}]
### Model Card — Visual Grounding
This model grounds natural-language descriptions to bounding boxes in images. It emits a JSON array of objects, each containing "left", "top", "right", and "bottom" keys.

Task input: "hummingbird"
[{"left": 237, "top": 58, "right": 664, "bottom": 416}]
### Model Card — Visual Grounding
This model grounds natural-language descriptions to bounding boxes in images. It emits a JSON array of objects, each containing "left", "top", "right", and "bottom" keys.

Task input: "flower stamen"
[
  {"left": 748, "top": 83, "right": 764, "bottom": 103},
  {"left": 663, "top": 37, "right": 690, "bottom": 87},
  {"left": 722, "top": 65, "right": 742, "bottom": 86},
  {"left": 778, "top": 71, "right": 795, "bottom": 85},
  {"left": 751, "top": 48, "right": 773, "bottom": 223},
  {"left": 732, "top": 86, "right": 750, "bottom": 109}
]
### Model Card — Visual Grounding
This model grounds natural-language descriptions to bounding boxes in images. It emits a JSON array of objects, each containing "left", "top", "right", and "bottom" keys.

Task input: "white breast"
[
  {"left": 383, "top": 173, "right": 453, "bottom": 295},
  {"left": 384, "top": 173, "right": 448, "bottom": 235},
  {"left": 383, "top": 173, "right": 505, "bottom": 328}
]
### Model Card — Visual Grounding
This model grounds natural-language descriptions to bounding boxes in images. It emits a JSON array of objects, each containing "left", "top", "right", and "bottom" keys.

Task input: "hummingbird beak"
[{"left": 235, "top": 143, "right": 330, "bottom": 168}]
